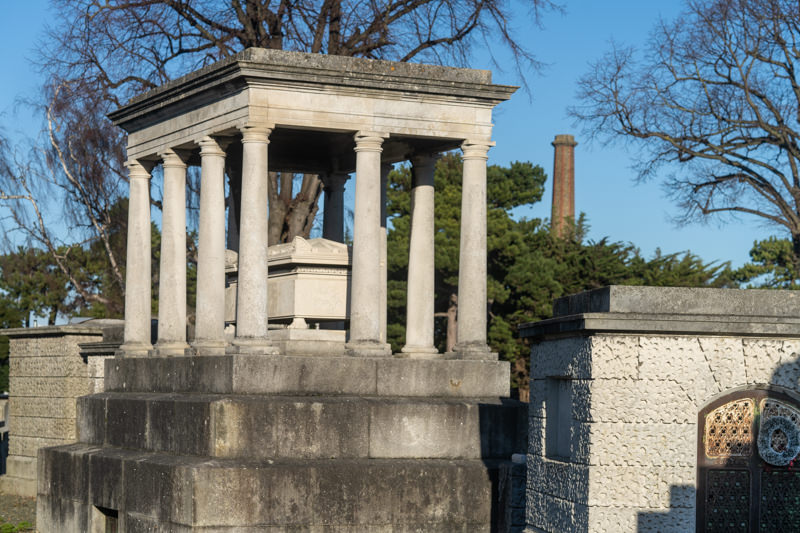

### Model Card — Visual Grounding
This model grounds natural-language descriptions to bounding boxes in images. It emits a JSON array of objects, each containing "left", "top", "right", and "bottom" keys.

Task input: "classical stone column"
[
  {"left": 346, "top": 131, "right": 391, "bottom": 357},
  {"left": 193, "top": 136, "right": 228, "bottom": 355},
  {"left": 156, "top": 150, "right": 189, "bottom": 356},
  {"left": 452, "top": 140, "right": 495, "bottom": 359},
  {"left": 379, "top": 162, "right": 391, "bottom": 344},
  {"left": 401, "top": 154, "right": 438, "bottom": 358},
  {"left": 233, "top": 125, "right": 278, "bottom": 354},
  {"left": 120, "top": 160, "right": 153, "bottom": 356},
  {"left": 322, "top": 172, "right": 348, "bottom": 243}
]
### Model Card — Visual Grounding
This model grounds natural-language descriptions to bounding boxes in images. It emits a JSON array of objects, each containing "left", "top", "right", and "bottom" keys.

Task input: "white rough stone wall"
[
  {"left": 526, "top": 333, "right": 800, "bottom": 533},
  {"left": 1, "top": 331, "right": 104, "bottom": 496}
]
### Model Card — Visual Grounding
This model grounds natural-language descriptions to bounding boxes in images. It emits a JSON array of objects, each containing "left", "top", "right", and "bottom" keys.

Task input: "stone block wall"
[
  {"left": 0, "top": 321, "right": 121, "bottom": 496},
  {"left": 520, "top": 286, "right": 800, "bottom": 533}
]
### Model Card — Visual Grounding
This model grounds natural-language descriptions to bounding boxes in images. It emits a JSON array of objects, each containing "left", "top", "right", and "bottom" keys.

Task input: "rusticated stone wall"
[
  {"left": 520, "top": 286, "right": 800, "bottom": 533},
  {"left": 0, "top": 321, "right": 121, "bottom": 496}
]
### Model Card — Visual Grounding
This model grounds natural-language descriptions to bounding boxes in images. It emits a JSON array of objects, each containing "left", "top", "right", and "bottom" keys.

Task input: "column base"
[
  {"left": 446, "top": 342, "right": 498, "bottom": 361},
  {"left": 191, "top": 340, "right": 228, "bottom": 356},
  {"left": 345, "top": 340, "right": 392, "bottom": 358},
  {"left": 398, "top": 345, "right": 441, "bottom": 359},
  {"left": 230, "top": 336, "right": 280, "bottom": 355},
  {"left": 155, "top": 341, "right": 191, "bottom": 357},
  {"left": 117, "top": 342, "right": 153, "bottom": 357}
]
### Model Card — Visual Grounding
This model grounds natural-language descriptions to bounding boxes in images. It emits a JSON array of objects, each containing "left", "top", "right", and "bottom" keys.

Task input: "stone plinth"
[
  {"left": 520, "top": 286, "right": 800, "bottom": 533},
  {"left": 38, "top": 48, "right": 521, "bottom": 532},
  {"left": 38, "top": 353, "right": 525, "bottom": 531},
  {"left": 0, "top": 320, "right": 122, "bottom": 497}
]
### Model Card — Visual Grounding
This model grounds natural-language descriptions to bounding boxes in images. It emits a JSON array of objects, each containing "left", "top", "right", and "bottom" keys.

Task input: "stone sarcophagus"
[{"left": 225, "top": 236, "right": 351, "bottom": 327}]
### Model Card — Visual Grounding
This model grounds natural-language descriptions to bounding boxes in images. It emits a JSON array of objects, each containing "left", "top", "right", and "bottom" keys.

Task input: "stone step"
[
  {"left": 38, "top": 443, "right": 505, "bottom": 532},
  {"left": 104, "top": 354, "right": 510, "bottom": 398},
  {"left": 77, "top": 392, "right": 526, "bottom": 460}
]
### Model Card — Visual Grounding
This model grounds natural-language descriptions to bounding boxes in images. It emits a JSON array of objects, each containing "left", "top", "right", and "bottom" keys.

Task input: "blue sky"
[{"left": 0, "top": 0, "right": 775, "bottom": 269}]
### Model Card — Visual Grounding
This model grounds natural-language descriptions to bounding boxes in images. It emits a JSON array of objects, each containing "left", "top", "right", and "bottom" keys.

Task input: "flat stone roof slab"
[
  {"left": 109, "top": 47, "right": 517, "bottom": 132},
  {"left": 520, "top": 286, "right": 800, "bottom": 339}
]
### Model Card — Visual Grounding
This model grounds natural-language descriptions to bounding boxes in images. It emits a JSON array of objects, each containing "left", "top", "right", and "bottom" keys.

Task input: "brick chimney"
[{"left": 551, "top": 134, "right": 578, "bottom": 238}]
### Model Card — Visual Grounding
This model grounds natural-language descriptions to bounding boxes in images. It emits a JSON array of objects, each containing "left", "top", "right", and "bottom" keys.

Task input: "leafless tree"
[
  {"left": 0, "top": 0, "right": 556, "bottom": 315},
  {"left": 572, "top": 0, "right": 800, "bottom": 269},
  {"left": 40, "top": 0, "right": 557, "bottom": 237},
  {"left": 0, "top": 81, "right": 128, "bottom": 314}
]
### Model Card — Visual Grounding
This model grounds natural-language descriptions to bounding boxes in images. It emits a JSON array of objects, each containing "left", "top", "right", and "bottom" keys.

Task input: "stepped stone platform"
[{"left": 37, "top": 354, "right": 526, "bottom": 532}]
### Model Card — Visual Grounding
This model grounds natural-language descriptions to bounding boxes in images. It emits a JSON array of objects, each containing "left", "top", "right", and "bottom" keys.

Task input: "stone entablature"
[
  {"left": 110, "top": 47, "right": 515, "bottom": 360},
  {"left": 520, "top": 286, "right": 800, "bottom": 533},
  {"left": 111, "top": 48, "right": 513, "bottom": 162}
]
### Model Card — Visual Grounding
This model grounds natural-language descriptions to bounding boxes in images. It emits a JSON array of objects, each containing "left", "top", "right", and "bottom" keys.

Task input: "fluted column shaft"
[
  {"left": 453, "top": 141, "right": 493, "bottom": 359},
  {"left": 401, "top": 154, "right": 438, "bottom": 357},
  {"left": 346, "top": 132, "right": 391, "bottom": 357},
  {"left": 322, "top": 173, "right": 348, "bottom": 243},
  {"left": 121, "top": 161, "right": 153, "bottom": 356},
  {"left": 193, "top": 136, "right": 227, "bottom": 354},
  {"left": 233, "top": 126, "right": 277, "bottom": 353},
  {"left": 157, "top": 150, "right": 189, "bottom": 355}
]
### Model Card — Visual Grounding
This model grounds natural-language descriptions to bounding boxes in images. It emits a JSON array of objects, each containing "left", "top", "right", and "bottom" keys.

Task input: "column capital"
[
  {"left": 160, "top": 149, "right": 190, "bottom": 169},
  {"left": 125, "top": 159, "right": 155, "bottom": 180},
  {"left": 322, "top": 172, "right": 350, "bottom": 192},
  {"left": 411, "top": 153, "right": 438, "bottom": 189},
  {"left": 239, "top": 124, "right": 272, "bottom": 143},
  {"left": 460, "top": 140, "right": 494, "bottom": 161},
  {"left": 198, "top": 135, "right": 231, "bottom": 156},
  {"left": 354, "top": 131, "right": 387, "bottom": 152},
  {"left": 410, "top": 153, "right": 440, "bottom": 169}
]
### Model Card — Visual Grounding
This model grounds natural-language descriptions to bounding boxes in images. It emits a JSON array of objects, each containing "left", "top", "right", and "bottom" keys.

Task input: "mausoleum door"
[{"left": 698, "top": 389, "right": 800, "bottom": 533}]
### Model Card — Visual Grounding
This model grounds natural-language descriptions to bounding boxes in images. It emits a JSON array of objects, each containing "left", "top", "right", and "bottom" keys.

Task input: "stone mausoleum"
[
  {"left": 36, "top": 49, "right": 527, "bottom": 531},
  {"left": 522, "top": 286, "right": 800, "bottom": 533}
]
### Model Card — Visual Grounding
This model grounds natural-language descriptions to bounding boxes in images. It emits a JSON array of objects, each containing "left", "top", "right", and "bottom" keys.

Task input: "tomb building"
[
  {"left": 36, "top": 48, "right": 527, "bottom": 531},
  {"left": 521, "top": 285, "right": 800, "bottom": 533}
]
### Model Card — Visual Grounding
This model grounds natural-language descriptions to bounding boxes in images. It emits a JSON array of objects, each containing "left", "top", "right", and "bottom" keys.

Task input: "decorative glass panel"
[
  {"left": 705, "top": 470, "right": 749, "bottom": 533},
  {"left": 759, "top": 470, "right": 800, "bottom": 531},
  {"left": 705, "top": 399, "right": 755, "bottom": 458}
]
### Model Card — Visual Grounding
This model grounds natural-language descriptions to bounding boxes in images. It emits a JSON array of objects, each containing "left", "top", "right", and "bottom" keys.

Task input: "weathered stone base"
[
  {"left": 39, "top": 444, "right": 504, "bottom": 532},
  {"left": 103, "top": 354, "right": 511, "bottom": 398},
  {"left": 268, "top": 328, "right": 347, "bottom": 356},
  {"left": 38, "top": 353, "right": 523, "bottom": 531},
  {"left": 0, "top": 455, "right": 37, "bottom": 496}
]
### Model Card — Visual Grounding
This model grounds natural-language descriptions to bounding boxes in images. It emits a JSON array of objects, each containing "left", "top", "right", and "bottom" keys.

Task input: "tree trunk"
[
  {"left": 267, "top": 172, "right": 287, "bottom": 245},
  {"left": 268, "top": 172, "right": 324, "bottom": 244}
]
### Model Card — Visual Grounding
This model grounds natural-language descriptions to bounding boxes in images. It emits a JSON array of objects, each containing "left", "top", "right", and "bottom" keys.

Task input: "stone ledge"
[
  {"left": 520, "top": 312, "right": 800, "bottom": 340},
  {"left": 553, "top": 285, "right": 800, "bottom": 317},
  {"left": 77, "top": 392, "right": 526, "bottom": 460},
  {"left": 39, "top": 443, "right": 501, "bottom": 530},
  {"left": 521, "top": 286, "right": 800, "bottom": 340},
  {"left": 104, "top": 354, "right": 510, "bottom": 398},
  {"left": 1, "top": 319, "right": 121, "bottom": 338}
]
